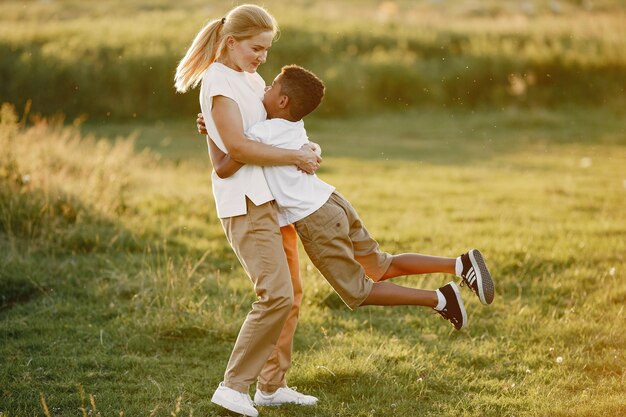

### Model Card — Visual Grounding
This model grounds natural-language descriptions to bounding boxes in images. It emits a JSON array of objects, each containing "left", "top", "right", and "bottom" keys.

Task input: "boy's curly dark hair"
[{"left": 278, "top": 65, "right": 325, "bottom": 120}]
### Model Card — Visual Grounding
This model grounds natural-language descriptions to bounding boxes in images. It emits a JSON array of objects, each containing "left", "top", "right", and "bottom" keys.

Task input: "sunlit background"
[
  {"left": 2, "top": 0, "right": 625, "bottom": 120},
  {"left": 1, "top": 1, "right": 625, "bottom": 417}
]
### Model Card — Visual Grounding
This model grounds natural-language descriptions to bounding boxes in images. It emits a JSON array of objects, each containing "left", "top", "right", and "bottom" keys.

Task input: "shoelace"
[
  {"left": 459, "top": 270, "right": 479, "bottom": 295},
  {"left": 239, "top": 392, "right": 254, "bottom": 407},
  {"left": 285, "top": 387, "right": 308, "bottom": 399},
  {"left": 285, "top": 387, "right": 314, "bottom": 405},
  {"left": 438, "top": 308, "right": 459, "bottom": 325}
]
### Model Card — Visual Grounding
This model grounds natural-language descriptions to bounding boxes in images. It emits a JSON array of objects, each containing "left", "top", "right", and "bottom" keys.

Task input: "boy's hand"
[{"left": 197, "top": 113, "right": 207, "bottom": 135}]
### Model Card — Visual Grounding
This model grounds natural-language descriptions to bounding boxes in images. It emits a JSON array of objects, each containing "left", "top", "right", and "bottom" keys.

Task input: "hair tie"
[{"left": 221, "top": 17, "right": 226, "bottom": 24}]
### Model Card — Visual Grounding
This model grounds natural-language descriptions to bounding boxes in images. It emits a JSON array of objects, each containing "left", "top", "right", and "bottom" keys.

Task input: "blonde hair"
[{"left": 174, "top": 4, "right": 278, "bottom": 93}]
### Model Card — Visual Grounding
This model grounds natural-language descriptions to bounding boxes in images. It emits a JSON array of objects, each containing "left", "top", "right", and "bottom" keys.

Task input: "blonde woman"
[{"left": 175, "top": 5, "right": 320, "bottom": 417}]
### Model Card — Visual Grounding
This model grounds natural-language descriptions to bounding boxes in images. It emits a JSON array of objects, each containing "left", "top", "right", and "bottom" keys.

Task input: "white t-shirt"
[
  {"left": 247, "top": 118, "right": 335, "bottom": 226},
  {"left": 199, "top": 63, "right": 274, "bottom": 218}
]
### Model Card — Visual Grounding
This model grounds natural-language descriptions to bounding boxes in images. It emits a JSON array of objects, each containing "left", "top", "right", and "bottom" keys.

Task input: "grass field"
[
  {"left": 1, "top": 0, "right": 626, "bottom": 416},
  {"left": 1, "top": 102, "right": 625, "bottom": 416}
]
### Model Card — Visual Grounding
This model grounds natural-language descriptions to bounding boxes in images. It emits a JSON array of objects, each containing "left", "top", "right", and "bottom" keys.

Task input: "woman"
[{"left": 174, "top": 5, "right": 320, "bottom": 417}]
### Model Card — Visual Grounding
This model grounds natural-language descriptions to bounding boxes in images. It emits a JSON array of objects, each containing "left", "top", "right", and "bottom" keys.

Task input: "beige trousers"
[
  {"left": 220, "top": 198, "right": 301, "bottom": 393},
  {"left": 257, "top": 223, "right": 302, "bottom": 393}
]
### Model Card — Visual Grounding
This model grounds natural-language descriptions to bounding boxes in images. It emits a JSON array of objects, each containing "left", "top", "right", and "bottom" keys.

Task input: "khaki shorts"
[{"left": 294, "top": 192, "right": 393, "bottom": 309}]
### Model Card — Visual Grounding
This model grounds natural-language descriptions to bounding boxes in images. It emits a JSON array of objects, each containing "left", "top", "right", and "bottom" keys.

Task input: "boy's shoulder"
[
  {"left": 254, "top": 118, "right": 304, "bottom": 130},
  {"left": 269, "top": 119, "right": 305, "bottom": 136},
  {"left": 270, "top": 118, "right": 305, "bottom": 127},
  {"left": 249, "top": 118, "right": 306, "bottom": 143}
]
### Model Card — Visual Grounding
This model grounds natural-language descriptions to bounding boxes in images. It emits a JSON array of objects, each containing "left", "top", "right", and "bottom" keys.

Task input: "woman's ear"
[{"left": 225, "top": 35, "right": 236, "bottom": 50}]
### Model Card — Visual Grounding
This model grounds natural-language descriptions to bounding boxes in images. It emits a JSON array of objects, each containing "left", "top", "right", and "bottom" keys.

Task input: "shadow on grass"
[
  {"left": 0, "top": 267, "right": 42, "bottom": 312},
  {"left": 0, "top": 179, "right": 136, "bottom": 313},
  {"left": 0, "top": 177, "right": 231, "bottom": 319}
]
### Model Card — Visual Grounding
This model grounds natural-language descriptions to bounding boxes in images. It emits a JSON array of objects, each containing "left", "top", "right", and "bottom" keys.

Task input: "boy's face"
[{"left": 262, "top": 74, "right": 286, "bottom": 119}]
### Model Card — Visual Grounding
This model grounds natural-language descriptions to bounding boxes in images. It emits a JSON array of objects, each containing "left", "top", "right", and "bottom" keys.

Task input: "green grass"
[{"left": 1, "top": 102, "right": 625, "bottom": 416}]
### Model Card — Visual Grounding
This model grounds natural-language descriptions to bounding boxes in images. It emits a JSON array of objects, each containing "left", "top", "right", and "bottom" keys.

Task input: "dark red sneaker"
[
  {"left": 459, "top": 249, "right": 494, "bottom": 305},
  {"left": 436, "top": 282, "right": 467, "bottom": 330}
]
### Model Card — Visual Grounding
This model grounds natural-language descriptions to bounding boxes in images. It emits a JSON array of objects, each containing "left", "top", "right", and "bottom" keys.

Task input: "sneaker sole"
[
  {"left": 254, "top": 398, "right": 318, "bottom": 407},
  {"left": 254, "top": 391, "right": 319, "bottom": 407},
  {"left": 469, "top": 249, "right": 494, "bottom": 305},
  {"left": 449, "top": 281, "right": 468, "bottom": 330},
  {"left": 212, "top": 393, "right": 259, "bottom": 417}
]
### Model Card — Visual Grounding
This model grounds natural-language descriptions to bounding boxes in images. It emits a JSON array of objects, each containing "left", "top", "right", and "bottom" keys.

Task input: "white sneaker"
[
  {"left": 211, "top": 382, "right": 258, "bottom": 417},
  {"left": 254, "top": 386, "right": 318, "bottom": 406}
]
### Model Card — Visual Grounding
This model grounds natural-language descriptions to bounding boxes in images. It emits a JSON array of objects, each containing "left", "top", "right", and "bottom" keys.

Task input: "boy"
[{"left": 208, "top": 65, "right": 494, "bottom": 330}]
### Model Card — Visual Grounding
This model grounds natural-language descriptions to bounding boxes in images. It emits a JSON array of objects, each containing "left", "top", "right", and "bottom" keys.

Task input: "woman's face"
[{"left": 227, "top": 31, "right": 274, "bottom": 73}]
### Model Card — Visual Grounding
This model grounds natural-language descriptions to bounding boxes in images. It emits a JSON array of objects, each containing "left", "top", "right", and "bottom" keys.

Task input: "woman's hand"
[
  {"left": 308, "top": 141, "right": 322, "bottom": 156},
  {"left": 297, "top": 144, "right": 322, "bottom": 174},
  {"left": 197, "top": 113, "right": 207, "bottom": 135}
]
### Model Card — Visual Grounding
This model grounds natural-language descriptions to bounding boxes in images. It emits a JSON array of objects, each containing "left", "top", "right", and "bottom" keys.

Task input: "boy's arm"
[
  {"left": 249, "top": 123, "right": 322, "bottom": 157},
  {"left": 212, "top": 96, "right": 321, "bottom": 173},
  {"left": 198, "top": 110, "right": 321, "bottom": 174},
  {"left": 207, "top": 136, "right": 244, "bottom": 179}
]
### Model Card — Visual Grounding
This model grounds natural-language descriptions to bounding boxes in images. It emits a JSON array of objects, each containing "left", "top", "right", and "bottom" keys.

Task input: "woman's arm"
[
  {"left": 207, "top": 136, "right": 244, "bottom": 178},
  {"left": 198, "top": 113, "right": 243, "bottom": 178},
  {"left": 212, "top": 96, "right": 321, "bottom": 174}
]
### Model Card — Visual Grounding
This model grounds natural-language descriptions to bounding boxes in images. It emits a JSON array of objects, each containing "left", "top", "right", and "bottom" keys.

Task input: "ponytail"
[
  {"left": 174, "top": 19, "right": 223, "bottom": 93},
  {"left": 174, "top": 5, "right": 278, "bottom": 93}
]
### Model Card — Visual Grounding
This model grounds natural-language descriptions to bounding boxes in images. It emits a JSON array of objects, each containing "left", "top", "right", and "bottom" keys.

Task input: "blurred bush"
[
  {"left": 0, "top": 102, "right": 146, "bottom": 252},
  {"left": 1, "top": 1, "right": 624, "bottom": 120}
]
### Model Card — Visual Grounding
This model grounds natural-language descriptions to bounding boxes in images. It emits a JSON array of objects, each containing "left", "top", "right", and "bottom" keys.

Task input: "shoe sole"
[
  {"left": 449, "top": 281, "right": 468, "bottom": 330},
  {"left": 254, "top": 399, "right": 318, "bottom": 407},
  {"left": 254, "top": 390, "right": 319, "bottom": 407},
  {"left": 212, "top": 393, "right": 258, "bottom": 417},
  {"left": 469, "top": 249, "right": 494, "bottom": 305}
]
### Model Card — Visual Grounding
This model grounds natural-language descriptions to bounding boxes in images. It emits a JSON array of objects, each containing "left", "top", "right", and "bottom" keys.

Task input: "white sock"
[
  {"left": 434, "top": 289, "right": 446, "bottom": 311},
  {"left": 455, "top": 256, "right": 463, "bottom": 277}
]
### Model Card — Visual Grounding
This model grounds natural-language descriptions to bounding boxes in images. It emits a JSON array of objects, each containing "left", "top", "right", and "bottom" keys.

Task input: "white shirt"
[
  {"left": 199, "top": 63, "right": 274, "bottom": 218},
  {"left": 247, "top": 118, "right": 335, "bottom": 226}
]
